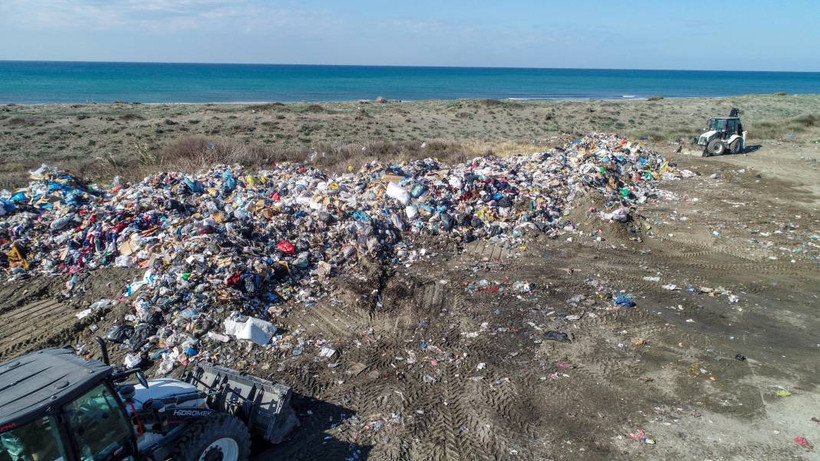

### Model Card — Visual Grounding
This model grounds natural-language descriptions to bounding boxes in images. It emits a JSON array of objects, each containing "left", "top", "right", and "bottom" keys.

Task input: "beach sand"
[{"left": 1, "top": 94, "right": 818, "bottom": 460}]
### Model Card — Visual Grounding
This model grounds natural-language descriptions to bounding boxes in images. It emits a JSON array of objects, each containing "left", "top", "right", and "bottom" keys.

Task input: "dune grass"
[{"left": 0, "top": 94, "right": 817, "bottom": 187}]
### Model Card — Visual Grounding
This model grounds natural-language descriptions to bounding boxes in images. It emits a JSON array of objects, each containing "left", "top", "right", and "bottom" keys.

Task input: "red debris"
[
  {"left": 277, "top": 240, "right": 296, "bottom": 255},
  {"left": 225, "top": 271, "right": 242, "bottom": 286},
  {"left": 794, "top": 436, "right": 812, "bottom": 448}
]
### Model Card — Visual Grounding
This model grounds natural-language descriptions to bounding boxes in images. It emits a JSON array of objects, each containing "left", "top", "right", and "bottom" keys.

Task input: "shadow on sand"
[
  {"left": 252, "top": 393, "right": 372, "bottom": 460},
  {"left": 742, "top": 144, "right": 762, "bottom": 154}
]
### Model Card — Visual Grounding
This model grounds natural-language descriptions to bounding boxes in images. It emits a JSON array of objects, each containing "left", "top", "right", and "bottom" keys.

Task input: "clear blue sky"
[{"left": 1, "top": 0, "right": 817, "bottom": 71}]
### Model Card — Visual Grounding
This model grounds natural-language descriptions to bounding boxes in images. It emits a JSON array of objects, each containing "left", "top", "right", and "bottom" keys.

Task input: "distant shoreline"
[{"left": 4, "top": 92, "right": 818, "bottom": 107}]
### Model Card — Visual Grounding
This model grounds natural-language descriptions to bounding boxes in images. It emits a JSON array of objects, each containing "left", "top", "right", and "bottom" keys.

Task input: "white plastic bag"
[
  {"left": 224, "top": 315, "right": 277, "bottom": 346},
  {"left": 386, "top": 182, "right": 410, "bottom": 205},
  {"left": 405, "top": 205, "right": 419, "bottom": 219}
]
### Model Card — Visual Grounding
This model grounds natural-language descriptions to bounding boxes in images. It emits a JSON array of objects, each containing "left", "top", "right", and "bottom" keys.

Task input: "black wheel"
[
  {"left": 706, "top": 138, "right": 725, "bottom": 156},
  {"left": 729, "top": 138, "right": 741, "bottom": 154},
  {"left": 172, "top": 414, "right": 251, "bottom": 461}
]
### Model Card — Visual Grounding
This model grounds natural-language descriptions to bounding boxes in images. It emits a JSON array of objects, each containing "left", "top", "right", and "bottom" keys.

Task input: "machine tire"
[
  {"left": 171, "top": 414, "right": 251, "bottom": 461},
  {"left": 706, "top": 138, "right": 725, "bottom": 156},
  {"left": 729, "top": 138, "right": 741, "bottom": 154}
]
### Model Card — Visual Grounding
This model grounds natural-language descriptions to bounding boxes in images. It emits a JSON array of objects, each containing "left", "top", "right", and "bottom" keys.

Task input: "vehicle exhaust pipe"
[{"left": 96, "top": 336, "right": 110, "bottom": 365}]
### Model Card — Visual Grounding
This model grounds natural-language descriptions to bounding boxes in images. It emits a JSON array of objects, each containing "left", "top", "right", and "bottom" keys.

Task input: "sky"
[{"left": 0, "top": 0, "right": 817, "bottom": 71}]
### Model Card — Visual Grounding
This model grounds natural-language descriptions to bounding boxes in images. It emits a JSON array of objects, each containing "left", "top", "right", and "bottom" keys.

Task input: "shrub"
[{"left": 793, "top": 114, "right": 818, "bottom": 127}]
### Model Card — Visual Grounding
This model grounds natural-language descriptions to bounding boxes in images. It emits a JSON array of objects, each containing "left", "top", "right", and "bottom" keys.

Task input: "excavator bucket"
[{"left": 182, "top": 361, "right": 298, "bottom": 444}]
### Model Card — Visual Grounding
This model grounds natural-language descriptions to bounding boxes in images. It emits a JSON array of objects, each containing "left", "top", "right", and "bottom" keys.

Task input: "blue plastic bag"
[
  {"left": 615, "top": 293, "right": 636, "bottom": 308},
  {"left": 353, "top": 210, "right": 371, "bottom": 222},
  {"left": 222, "top": 168, "right": 237, "bottom": 193}
]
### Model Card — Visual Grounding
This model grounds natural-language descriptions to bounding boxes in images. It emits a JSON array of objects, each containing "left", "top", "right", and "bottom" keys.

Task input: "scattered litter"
[
  {"left": 512, "top": 281, "right": 532, "bottom": 293},
  {"left": 128, "top": 324, "right": 156, "bottom": 352},
  {"left": 206, "top": 331, "right": 231, "bottom": 343},
  {"left": 123, "top": 353, "right": 142, "bottom": 369},
  {"left": 794, "top": 436, "right": 812, "bottom": 449},
  {"left": 543, "top": 331, "right": 571, "bottom": 343},
  {"left": 106, "top": 324, "right": 135, "bottom": 344},
  {"left": 224, "top": 314, "right": 277, "bottom": 346},
  {"left": 318, "top": 346, "right": 336, "bottom": 358},
  {"left": 615, "top": 293, "right": 636, "bottom": 308},
  {"left": 627, "top": 429, "right": 655, "bottom": 444}
]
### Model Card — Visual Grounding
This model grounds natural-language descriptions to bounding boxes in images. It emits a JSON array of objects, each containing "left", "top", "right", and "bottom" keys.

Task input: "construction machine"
[
  {"left": 0, "top": 344, "right": 297, "bottom": 461},
  {"left": 696, "top": 108, "right": 747, "bottom": 156}
]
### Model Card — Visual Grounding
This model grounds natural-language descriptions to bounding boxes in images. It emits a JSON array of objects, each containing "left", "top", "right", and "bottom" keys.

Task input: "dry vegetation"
[{"left": 1, "top": 94, "right": 818, "bottom": 187}]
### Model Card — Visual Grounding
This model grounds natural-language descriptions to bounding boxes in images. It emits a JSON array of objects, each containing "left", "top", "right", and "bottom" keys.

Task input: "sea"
[{"left": 1, "top": 61, "right": 819, "bottom": 104}]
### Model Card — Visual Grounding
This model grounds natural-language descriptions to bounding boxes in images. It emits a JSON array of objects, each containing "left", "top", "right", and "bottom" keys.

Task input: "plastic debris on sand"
[{"left": 0, "top": 134, "right": 682, "bottom": 373}]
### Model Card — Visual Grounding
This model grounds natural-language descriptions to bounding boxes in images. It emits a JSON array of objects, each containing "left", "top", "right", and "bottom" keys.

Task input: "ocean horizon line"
[{"left": 2, "top": 59, "right": 819, "bottom": 74}]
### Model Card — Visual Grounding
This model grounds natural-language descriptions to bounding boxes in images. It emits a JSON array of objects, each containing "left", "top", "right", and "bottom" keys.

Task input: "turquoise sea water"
[{"left": 1, "top": 61, "right": 819, "bottom": 104}]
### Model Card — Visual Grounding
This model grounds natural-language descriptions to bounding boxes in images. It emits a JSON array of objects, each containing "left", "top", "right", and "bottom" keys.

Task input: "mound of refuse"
[{"left": 0, "top": 134, "right": 684, "bottom": 372}]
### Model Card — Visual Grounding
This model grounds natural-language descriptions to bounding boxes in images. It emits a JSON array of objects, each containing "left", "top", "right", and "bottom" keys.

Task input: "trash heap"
[{"left": 1, "top": 134, "right": 680, "bottom": 370}]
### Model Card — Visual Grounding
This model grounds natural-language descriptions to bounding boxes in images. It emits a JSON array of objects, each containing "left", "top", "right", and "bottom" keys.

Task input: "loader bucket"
[{"left": 182, "top": 361, "right": 298, "bottom": 444}]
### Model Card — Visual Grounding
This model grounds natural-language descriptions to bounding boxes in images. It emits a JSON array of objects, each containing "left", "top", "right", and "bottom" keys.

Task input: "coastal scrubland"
[{"left": 1, "top": 94, "right": 818, "bottom": 188}]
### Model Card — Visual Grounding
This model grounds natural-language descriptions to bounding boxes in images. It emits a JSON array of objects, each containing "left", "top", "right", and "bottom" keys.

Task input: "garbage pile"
[{"left": 0, "top": 134, "right": 681, "bottom": 370}]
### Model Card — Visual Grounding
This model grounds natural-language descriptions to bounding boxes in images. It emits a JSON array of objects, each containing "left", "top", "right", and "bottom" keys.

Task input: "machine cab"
[
  {"left": 0, "top": 350, "right": 137, "bottom": 461},
  {"left": 708, "top": 117, "right": 742, "bottom": 136}
]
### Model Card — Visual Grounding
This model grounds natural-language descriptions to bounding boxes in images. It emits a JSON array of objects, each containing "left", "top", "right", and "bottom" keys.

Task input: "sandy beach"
[{"left": 1, "top": 94, "right": 819, "bottom": 460}]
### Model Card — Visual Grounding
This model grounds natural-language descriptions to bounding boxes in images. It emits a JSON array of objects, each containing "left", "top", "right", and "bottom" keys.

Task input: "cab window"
[
  {"left": 0, "top": 416, "right": 66, "bottom": 461},
  {"left": 63, "top": 385, "right": 132, "bottom": 461},
  {"left": 709, "top": 119, "right": 727, "bottom": 131}
]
